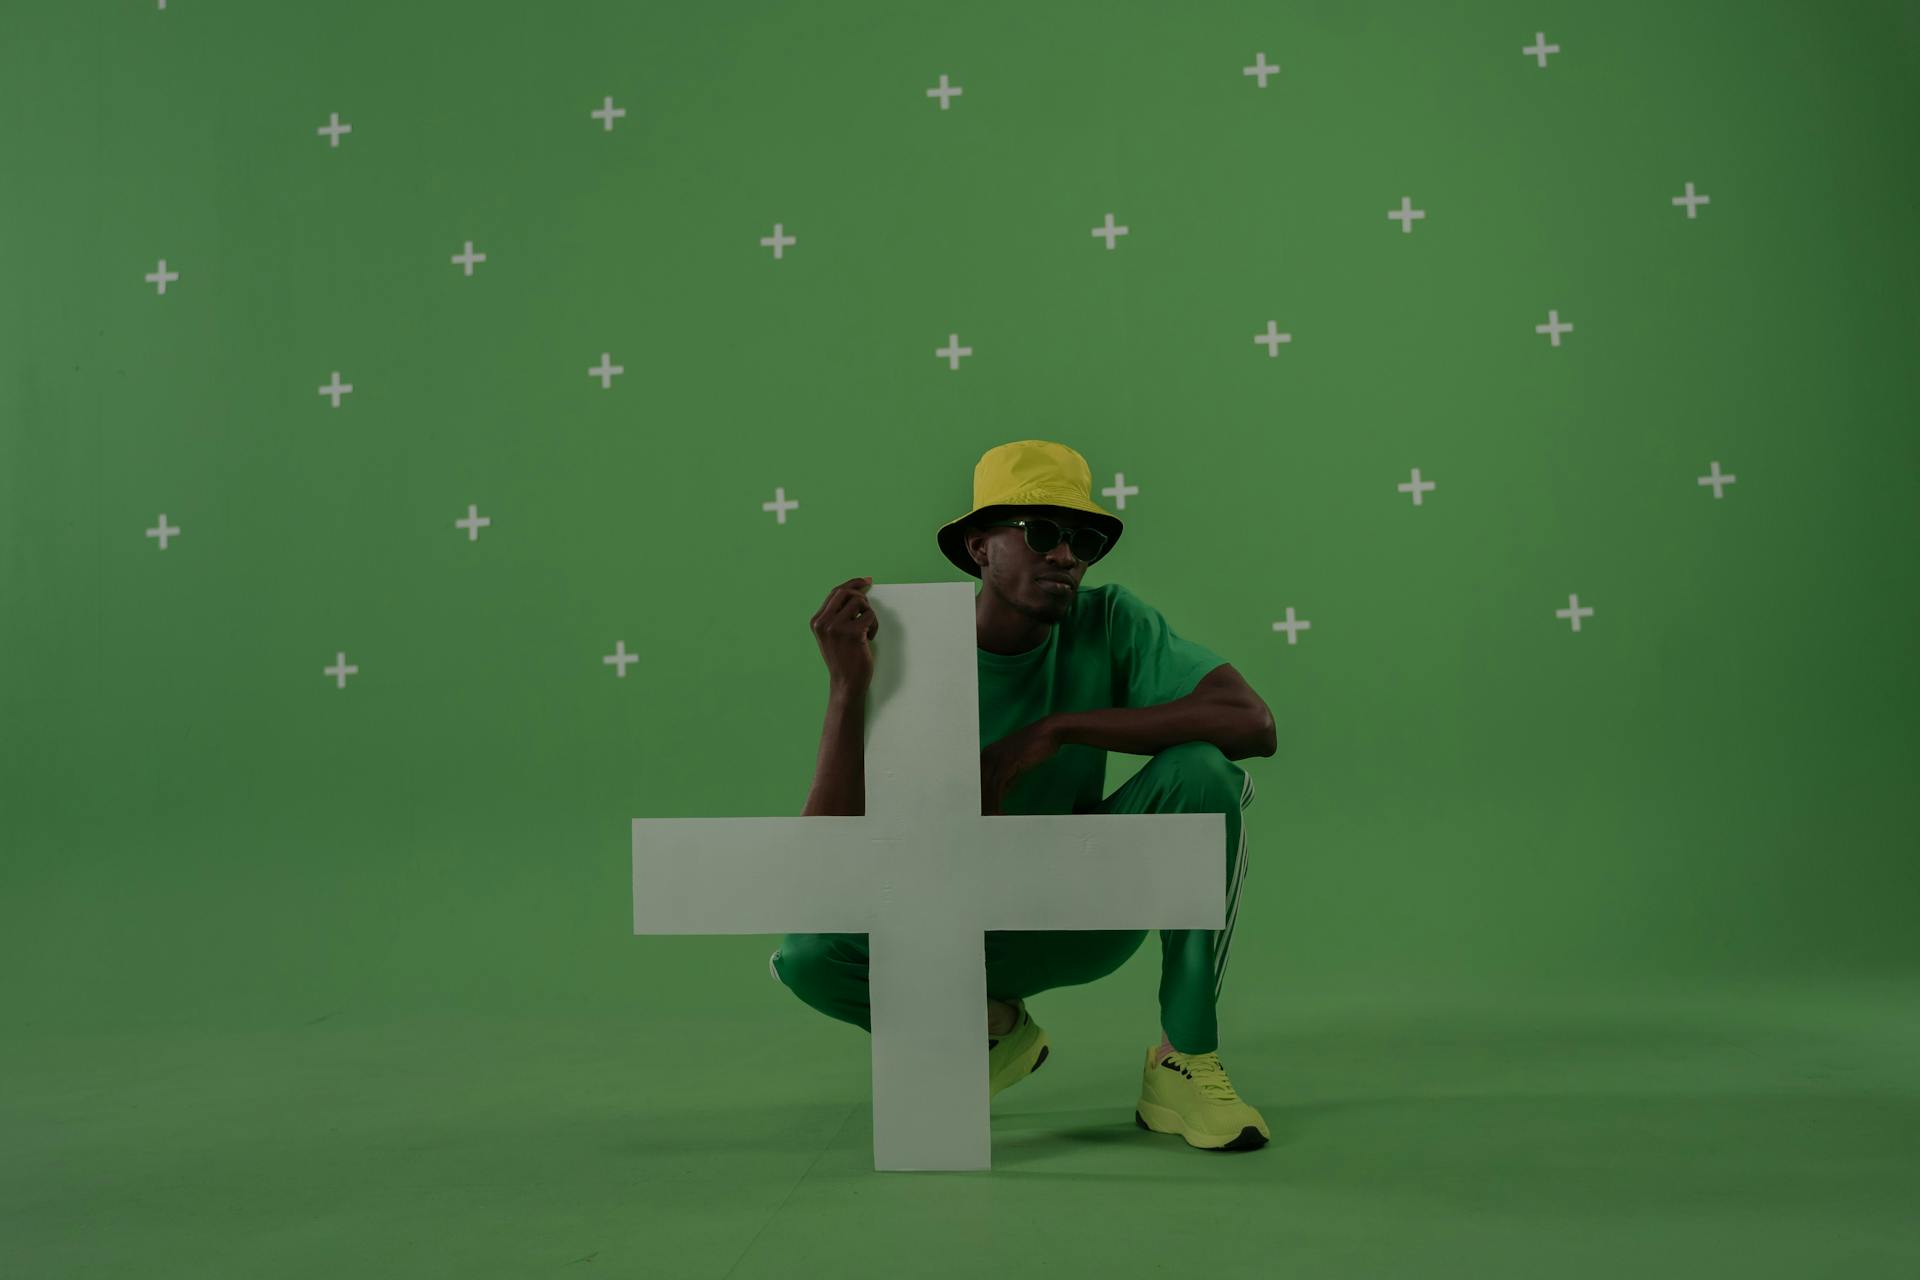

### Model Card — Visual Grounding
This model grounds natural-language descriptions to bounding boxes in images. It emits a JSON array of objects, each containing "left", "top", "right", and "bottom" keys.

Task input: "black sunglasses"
[{"left": 983, "top": 517, "right": 1109, "bottom": 563}]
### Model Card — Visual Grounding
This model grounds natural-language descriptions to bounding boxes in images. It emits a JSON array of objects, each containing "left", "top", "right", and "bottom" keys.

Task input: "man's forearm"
[{"left": 1050, "top": 696, "right": 1275, "bottom": 762}]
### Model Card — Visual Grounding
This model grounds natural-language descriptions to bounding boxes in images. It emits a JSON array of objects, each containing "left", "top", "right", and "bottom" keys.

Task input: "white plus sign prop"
[{"left": 632, "top": 581, "right": 1225, "bottom": 1171}]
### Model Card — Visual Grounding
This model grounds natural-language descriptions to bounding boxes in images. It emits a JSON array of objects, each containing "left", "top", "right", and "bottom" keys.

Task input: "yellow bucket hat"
[{"left": 936, "top": 440, "right": 1125, "bottom": 580}]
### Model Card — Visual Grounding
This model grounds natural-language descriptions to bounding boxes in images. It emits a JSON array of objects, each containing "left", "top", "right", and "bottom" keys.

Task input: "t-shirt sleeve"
[{"left": 1108, "top": 583, "right": 1230, "bottom": 708}]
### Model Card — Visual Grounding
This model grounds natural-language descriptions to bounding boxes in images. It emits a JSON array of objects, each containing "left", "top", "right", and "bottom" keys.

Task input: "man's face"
[{"left": 974, "top": 507, "right": 1087, "bottom": 611}]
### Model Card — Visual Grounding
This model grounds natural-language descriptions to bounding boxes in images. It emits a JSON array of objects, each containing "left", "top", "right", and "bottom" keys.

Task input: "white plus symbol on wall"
[
  {"left": 1254, "top": 321, "right": 1292, "bottom": 356},
  {"left": 1535, "top": 310, "right": 1574, "bottom": 347},
  {"left": 763, "top": 487, "right": 799, "bottom": 524},
  {"left": 760, "top": 223, "right": 796, "bottom": 259},
  {"left": 1672, "top": 182, "right": 1711, "bottom": 218},
  {"left": 591, "top": 96, "right": 626, "bottom": 130},
  {"left": 1102, "top": 473, "right": 1140, "bottom": 509},
  {"left": 1556, "top": 594, "right": 1595, "bottom": 632},
  {"left": 1388, "top": 196, "right": 1426, "bottom": 233},
  {"left": 145, "top": 514, "right": 181, "bottom": 550},
  {"left": 1243, "top": 53, "right": 1279, "bottom": 87},
  {"left": 145, "top": 259, "right": 180, "bottom": 295},
  {"left": 316, "top": 112, "right": 352, "bottom": 146},
  {"left": 1091, "top": 213, "right": 1129, "bottom": 250},
  {"left": 455, "top": 504, "right": 491, "bottom": 541},
  {"left": 1698, "top": 461, "right": 1737, "bottom": 498},
  {"left": 927, "top": 74, "right": 963, "bottom": 109},
  {"left": 324, "top": 652, "right": 360, "bottom": 689},
  {"left": 318, "top": 371, "right": 353, "bottom": 408},
  {"left": 1271, "top": 609, "right": 1312, "bottom": 645},
  {"left": 451, "top": 241, "right": 487, "bottom": 275},
  {"left": 1398, "top": 468, "right": 1436, "bottom": 506},
  {"left": 1523, "top": 32, "right": 1561, "bottom": 68},
  {"left": 935, "top": 333, "right": 973, "bottom": 370},
  {"left": 588, "top": 353, "right": 624, "bottom": 389},
  {"left": 604, "top": 641, "right": 639, "bottom": 677}
]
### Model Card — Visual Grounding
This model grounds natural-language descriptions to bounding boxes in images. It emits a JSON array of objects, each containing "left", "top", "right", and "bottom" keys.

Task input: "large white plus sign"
[{"left": 632, "top": 582, "right": 1225, "bottom": 1171}]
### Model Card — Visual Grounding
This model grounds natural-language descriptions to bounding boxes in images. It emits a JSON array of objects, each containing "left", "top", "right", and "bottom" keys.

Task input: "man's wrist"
[{"left": 1043, "top": 712, "right": 1069, "bottom": 749}]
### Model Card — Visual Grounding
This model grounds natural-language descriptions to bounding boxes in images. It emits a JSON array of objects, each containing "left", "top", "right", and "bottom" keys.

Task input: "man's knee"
[
  {"left": 1144, "top": 740, "right": 1241, "bottom": 802},
  {"left": 771, "top": 932, "right": 857, "bottom": 992}
]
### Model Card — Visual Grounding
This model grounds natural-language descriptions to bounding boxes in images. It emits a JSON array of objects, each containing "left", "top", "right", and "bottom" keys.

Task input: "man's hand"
[{"left": 980, "top": 716, "right": 1061, "bottom": 816}]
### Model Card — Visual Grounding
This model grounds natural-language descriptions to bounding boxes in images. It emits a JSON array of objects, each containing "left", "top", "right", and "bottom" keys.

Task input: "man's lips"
[{"left": 1038, "top": 577, "right": 1073, "bottom": 592}]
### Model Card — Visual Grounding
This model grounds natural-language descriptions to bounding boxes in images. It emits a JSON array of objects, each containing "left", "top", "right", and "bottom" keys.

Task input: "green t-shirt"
[{"left": 977, "top": 582, "right": 1229, "bottom": 815}]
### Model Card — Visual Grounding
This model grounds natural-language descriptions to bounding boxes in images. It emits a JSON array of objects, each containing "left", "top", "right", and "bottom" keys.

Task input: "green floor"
[{"left": 7, "top": 974, "right": 1916, "bottom": 1278}]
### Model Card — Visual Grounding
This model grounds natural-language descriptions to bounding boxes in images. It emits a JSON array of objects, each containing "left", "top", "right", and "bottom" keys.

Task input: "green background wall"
[{"left": 4, "top": 0, "right": 1917, "bottom": 1043}]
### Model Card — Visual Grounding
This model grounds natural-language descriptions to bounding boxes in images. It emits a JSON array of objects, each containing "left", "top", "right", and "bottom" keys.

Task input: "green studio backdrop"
[{"left": 3, "top": 1, "right": 1917, "bottom": 1041}]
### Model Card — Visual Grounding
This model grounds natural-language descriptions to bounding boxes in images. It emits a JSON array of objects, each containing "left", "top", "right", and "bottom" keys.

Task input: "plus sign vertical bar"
[{"left": 862, "top": 584, "right": 994, "bottom": 1169}]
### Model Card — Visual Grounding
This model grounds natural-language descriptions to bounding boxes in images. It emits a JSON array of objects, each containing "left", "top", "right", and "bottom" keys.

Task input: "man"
[{"left": 777, "top": 440, "right": 1275, "bottom": 1151}]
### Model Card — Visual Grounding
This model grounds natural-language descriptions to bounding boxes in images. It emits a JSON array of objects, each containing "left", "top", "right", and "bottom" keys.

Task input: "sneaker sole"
[
  {"left": 988, "top": 1030, "right": 1050, "bottom": 1098},
  {"left": 1134, "top": 1102, "right": 1268, "bottom": 1151}
]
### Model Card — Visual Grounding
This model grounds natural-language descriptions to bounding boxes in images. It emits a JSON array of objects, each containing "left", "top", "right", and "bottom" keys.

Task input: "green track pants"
[{"left": 770, "top": 740, "right": 1255, "bottom": 1055}]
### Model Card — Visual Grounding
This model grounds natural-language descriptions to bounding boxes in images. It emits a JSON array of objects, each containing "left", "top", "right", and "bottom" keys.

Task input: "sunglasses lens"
[
  {"left": 1024, "top": 520, "right": 1057, "bottom": 554},
  {"left": 1026, "top": 519, "right": 1106, "bottom": 561}
]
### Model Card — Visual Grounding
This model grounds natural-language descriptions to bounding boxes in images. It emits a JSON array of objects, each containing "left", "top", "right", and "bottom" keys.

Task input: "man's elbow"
[{"left": 1226, "top": 706, "right": 1276, "bottom": 760}]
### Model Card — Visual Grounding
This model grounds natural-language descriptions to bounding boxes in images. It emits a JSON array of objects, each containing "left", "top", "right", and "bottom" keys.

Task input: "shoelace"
[{"left": 1166, "top": 1051, "right": 1241, "bottom": 1102}]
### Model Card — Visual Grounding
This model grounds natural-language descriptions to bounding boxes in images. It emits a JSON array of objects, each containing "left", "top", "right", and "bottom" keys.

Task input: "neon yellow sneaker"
[
  {"left": 1135, "top": 1046, "right": 1270, "bottom": 1150},
  {"left": 987, "top": 998, "right": 1050, "bottom": 1099}
]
